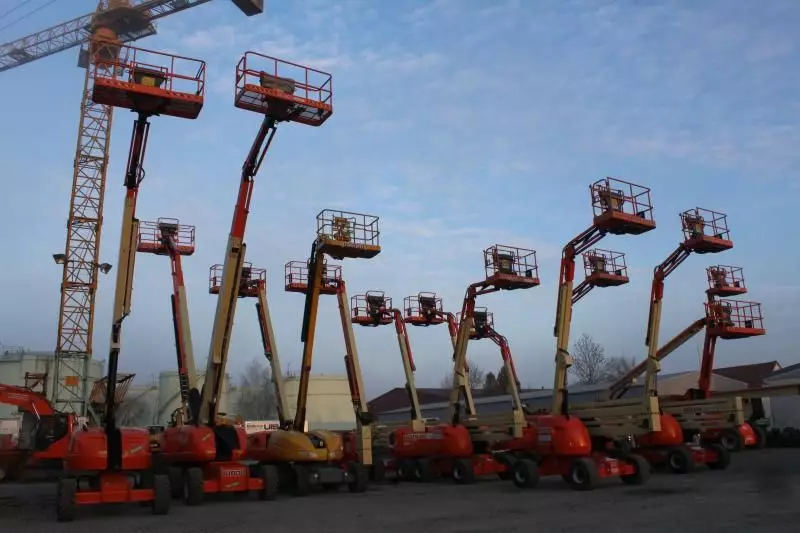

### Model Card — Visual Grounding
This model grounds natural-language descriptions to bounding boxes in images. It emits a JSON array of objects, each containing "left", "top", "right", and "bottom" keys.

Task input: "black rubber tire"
[
  {"left": 750, "top": 426, "right": 767, "bottom": 450},
  {"left": 413, "top": 459, "right": 434, "bottom": 483},
  {"left": 620, "top": 454, "right": 651, "bottom": 486},
  {"left": 565, "top": 457, "right": 599, "bottom": 491},
  {"left": 348, "top": 462, "right": 369, "bottom": 493},
  {"left": 152, "top": 474, "right": 171, "bottom": 515},
  {"left": 511, "top": 458, "right": 539, "bottom": 489},
  {"left": 719, "top": 428, "right": 744, "bottom": 452},
  {"left": 706, "top": 443, "right": 731, "bottom": 471},
  {"left": 292, "top": 465, "right": 311, "bottom": 497},
  {"left": 666, "top": 446, "right": 695, "bottom": 474},
  {"left": 168, "top": 467, "right": 183, "bottom": 499},
  {"left": 396, "top": 459, "right": 414, "bottom": 482},
  {"left": 184, "top": 467, "right": 204, "bottom": 506},
  {"left": 451, "top": 458, "right": 475, "bottom": 485},
  {"left": 56, "top": 477, "right": 77, "bottom": 523},
  {"left": 258, "top": 464, "right": 279, "bottom": 500}
]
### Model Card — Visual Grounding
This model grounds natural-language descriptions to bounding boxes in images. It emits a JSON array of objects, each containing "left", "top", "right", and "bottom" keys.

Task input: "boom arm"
[
  {"left": 0, "top": 384, "right": 56, "bottom": 416},
  {"left": 255, "top": 281, "right": 289, "bottom": 425},
  {"left": 391, "top": 308, "right": 422, "bottom": 421},
  {"left": 551, "top": 225, "right": 605, "bottom": 414},
  {"left": 483, "top": 326, "right": 523, "bottom": 414},
  {"left": 167, "top": 240, "right": 197, "bottom": 424},
  {"left": 199, "top": 115, "right": 276, "bottom": 425},
  {"left": 608, "top": 317, "right": 707, "bottom": 400}
]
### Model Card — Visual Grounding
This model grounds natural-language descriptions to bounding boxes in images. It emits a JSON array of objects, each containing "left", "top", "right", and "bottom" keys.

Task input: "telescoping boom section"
[
  {"left": 136, "top": 218, "right": 197, "bottom": 426},
  {"left": 57, "top": 40, "right": 206, "bottom": 522},
  {"left": 163, "top": 52, "right": 332, "bottom": 507}
]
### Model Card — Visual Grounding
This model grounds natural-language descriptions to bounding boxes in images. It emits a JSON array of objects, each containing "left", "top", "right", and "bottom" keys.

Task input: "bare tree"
[
  {"left": 440, "top": 359, "right": 485, "bottom": 390},
  {"left": 571, "top": 333, "right": 607, "bottom": 385},
  {"left": 601, "top": 355, "right": 638, "bottom": 382},
  {"left": 234, "top": 358, "right": 277, "bottom": 420}
]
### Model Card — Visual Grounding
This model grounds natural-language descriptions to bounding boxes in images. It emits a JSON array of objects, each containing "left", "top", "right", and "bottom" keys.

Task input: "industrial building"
[{"left": 763, "top": 363, "right": 800, "bottom": 429}]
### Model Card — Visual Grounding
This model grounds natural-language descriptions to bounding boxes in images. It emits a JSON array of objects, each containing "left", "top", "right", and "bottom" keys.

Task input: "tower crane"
[{"left": 0, "top": 0, "right": 264, "bottom": 419}]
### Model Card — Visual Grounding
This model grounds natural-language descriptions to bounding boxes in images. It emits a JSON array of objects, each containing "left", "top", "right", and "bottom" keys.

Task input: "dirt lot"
[{"left": 0, "top": 449, "right": 798, "bottom": 533}]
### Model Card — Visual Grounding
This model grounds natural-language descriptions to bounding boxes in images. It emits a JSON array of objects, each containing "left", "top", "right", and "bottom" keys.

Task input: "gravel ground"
[{"left": 0, "top": 449, "right": 798, "bottom": 533}]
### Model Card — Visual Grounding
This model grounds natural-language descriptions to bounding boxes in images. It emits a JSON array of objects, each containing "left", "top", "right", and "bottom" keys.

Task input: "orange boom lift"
[
  {"left": 56, "top": 39, "right": 205, "bottom": 521},
  {"left": 160, "top": 51, "right": 332, "bottom": 505},
  {"left": 510, "top": 178, "right": 656, "bottom": 491}
]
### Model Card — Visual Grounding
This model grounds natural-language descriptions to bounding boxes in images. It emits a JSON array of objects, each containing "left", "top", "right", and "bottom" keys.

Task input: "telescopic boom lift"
[
  {"left": 136, "top": 218, "right": 197, "bottom": 426},
  {"left": 56, "top": 38, "right": 205, "bottom": 522},
  {"left": 161, "top": 51, "right": 333, "bottom": 506}
]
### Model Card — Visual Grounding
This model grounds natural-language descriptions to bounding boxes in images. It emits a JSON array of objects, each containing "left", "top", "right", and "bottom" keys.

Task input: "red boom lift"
[
  {"left": 136, "top": 218, "right": 198, "bottom": 429},
  {"left": 511, "top": 178, "right": 656, "bottom": 491},
  {"left": 56, "top": 39, "right": 206, "bottom": 521},
  {"left": 160, "top": 51, "right": 332, "bottom": 505}
]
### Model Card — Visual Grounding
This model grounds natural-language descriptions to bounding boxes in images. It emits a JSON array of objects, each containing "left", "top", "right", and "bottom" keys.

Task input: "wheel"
[
  {"left": 750, "top": 426, "right": 767, "bottom": 450},
  {"left": 706, "top": 443, "right": 731, "bottom": 471},
  {"left": 620, "top": 454, "right": 650, "bottom": 485},
  {"left": 56, "top": 477, "right": 77, "bottom": 522},
  {"left": 168, "top": 467, "right": 183, "bottom": 499},
  {"left": 451, "top": 458, "right": 475, "bottom": 485},
  {"left": 666, "top": 446, "right": 695, "bottom": 474},
  {"left": 151, "top": 474, "right": 171, "bottom": 515},
  {"left": 396, "top": 459, "right": 414, "bottom": 482},
  {"left": 348, "top": 462, "right": 369, "bottom": 493},
  {"left": 257, "top": 464, "right": 279, "bottom": 500},
  {"left": 0, "top": 468, "right": 5, "bottom": 483},
  {"left": 565, "top": 457, "right": 599, "bottom": 491},
  {"left": 413, "top": 459, "right": 434, "bottom": 483},
  {"left": 718, "top": 428, "right": 744, "bottom": 452},
  {"left": 183, "top": 467, "right": 204, "bottom": 506},
  {"left": 291, "top": 465, "right": 311, "bottom": 497},
  {"left": 511, "top": 458, "right": 539, "bottom": 489}
]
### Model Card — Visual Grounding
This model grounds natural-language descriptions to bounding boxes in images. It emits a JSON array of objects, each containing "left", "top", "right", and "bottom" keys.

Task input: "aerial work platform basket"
[
  {"left": 209, "top": 262, "right": 265, "bottom": 298},
  {"left": 591, "top": 177, "right": 656, "bottom": 235},
  {"left": 483, "top": 245, "right": 540, "bottom": 290},
  {"left": 404, "top": 292, "right": 445, "bottom": 326},
  {"left": 90, "top": 40, "right": 205, "bottom": 119},
  {"left": 235, "top": 51, "right": 333, "bottom": 126},
  {"left": 136, "top": 218, "right": 195, "bottom": 256},
  {"left": 316, "top": 209, "right": 381, "bottom": 260},
  {"left": 680, "top": 208, "right": 733, "bottom": 254},
  {"left": 706, "top": 265, "right": 747, "bottom": 297},
  {"left": 351, "top": 291, "right": 394, "bottom": 326},
  {"left": 705, "top": 300, "right": 766, "bottom": 339},
  {"left": 284, "top": 259, "right": 341, "bottom": 295},
  {"left": 457, "top": 308, "right": 493, "bottom": 340},
  {"left": 582, "top": 249, "right": 628, "bottom": 287}
]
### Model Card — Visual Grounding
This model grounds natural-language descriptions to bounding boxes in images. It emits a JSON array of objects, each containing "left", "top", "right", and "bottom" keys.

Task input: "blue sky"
[{"left": 1, "top": 0, "right": 798, "bottom": 399}]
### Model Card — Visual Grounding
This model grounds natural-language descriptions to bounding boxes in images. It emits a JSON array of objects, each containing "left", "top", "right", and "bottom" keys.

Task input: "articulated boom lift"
[
  {"left": 163, "top": 52, "right": 332, "bottom": 506},
  {"left": 56, "top": 39, "right": 205, "bottom": 522},
  {"left": 508, "top": 178, "right": 655, "bottom": 492},
  {"left": 405, "top": 292, "right": 459, "bottom": 348},
  {"left": 137, "top": 218, "right": 197, "bottom": 426},
  {"left": 260, "top": 210, "right": 380, "bottom": 494}
]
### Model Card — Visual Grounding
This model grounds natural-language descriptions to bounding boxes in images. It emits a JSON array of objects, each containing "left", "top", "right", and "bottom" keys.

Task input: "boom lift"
[
  {"left": 349, "top": 291, "right": 448, "bottom": 481},
  {"left": 56, "top": 39, "right": 205, "bottom": 522},
  {"left": 436, "top": 245, "right": 539, "bottom": 483},
  {"left": 161, "top": 51, "right": 333, "bottom": 506},
  {"left": 136, "top": 218, "right": 197, "bottom": 427},
  {"left": 511, "top": 179, "right": 657, "bottom": 491},
  {"left": 247, "top": 213, "right": 378, "bottom": 496}
]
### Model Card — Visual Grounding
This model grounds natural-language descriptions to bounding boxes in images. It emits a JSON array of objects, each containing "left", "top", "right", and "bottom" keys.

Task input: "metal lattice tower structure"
[{"left": 1, "top": 0, "right": 264, "bottom": 419}]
